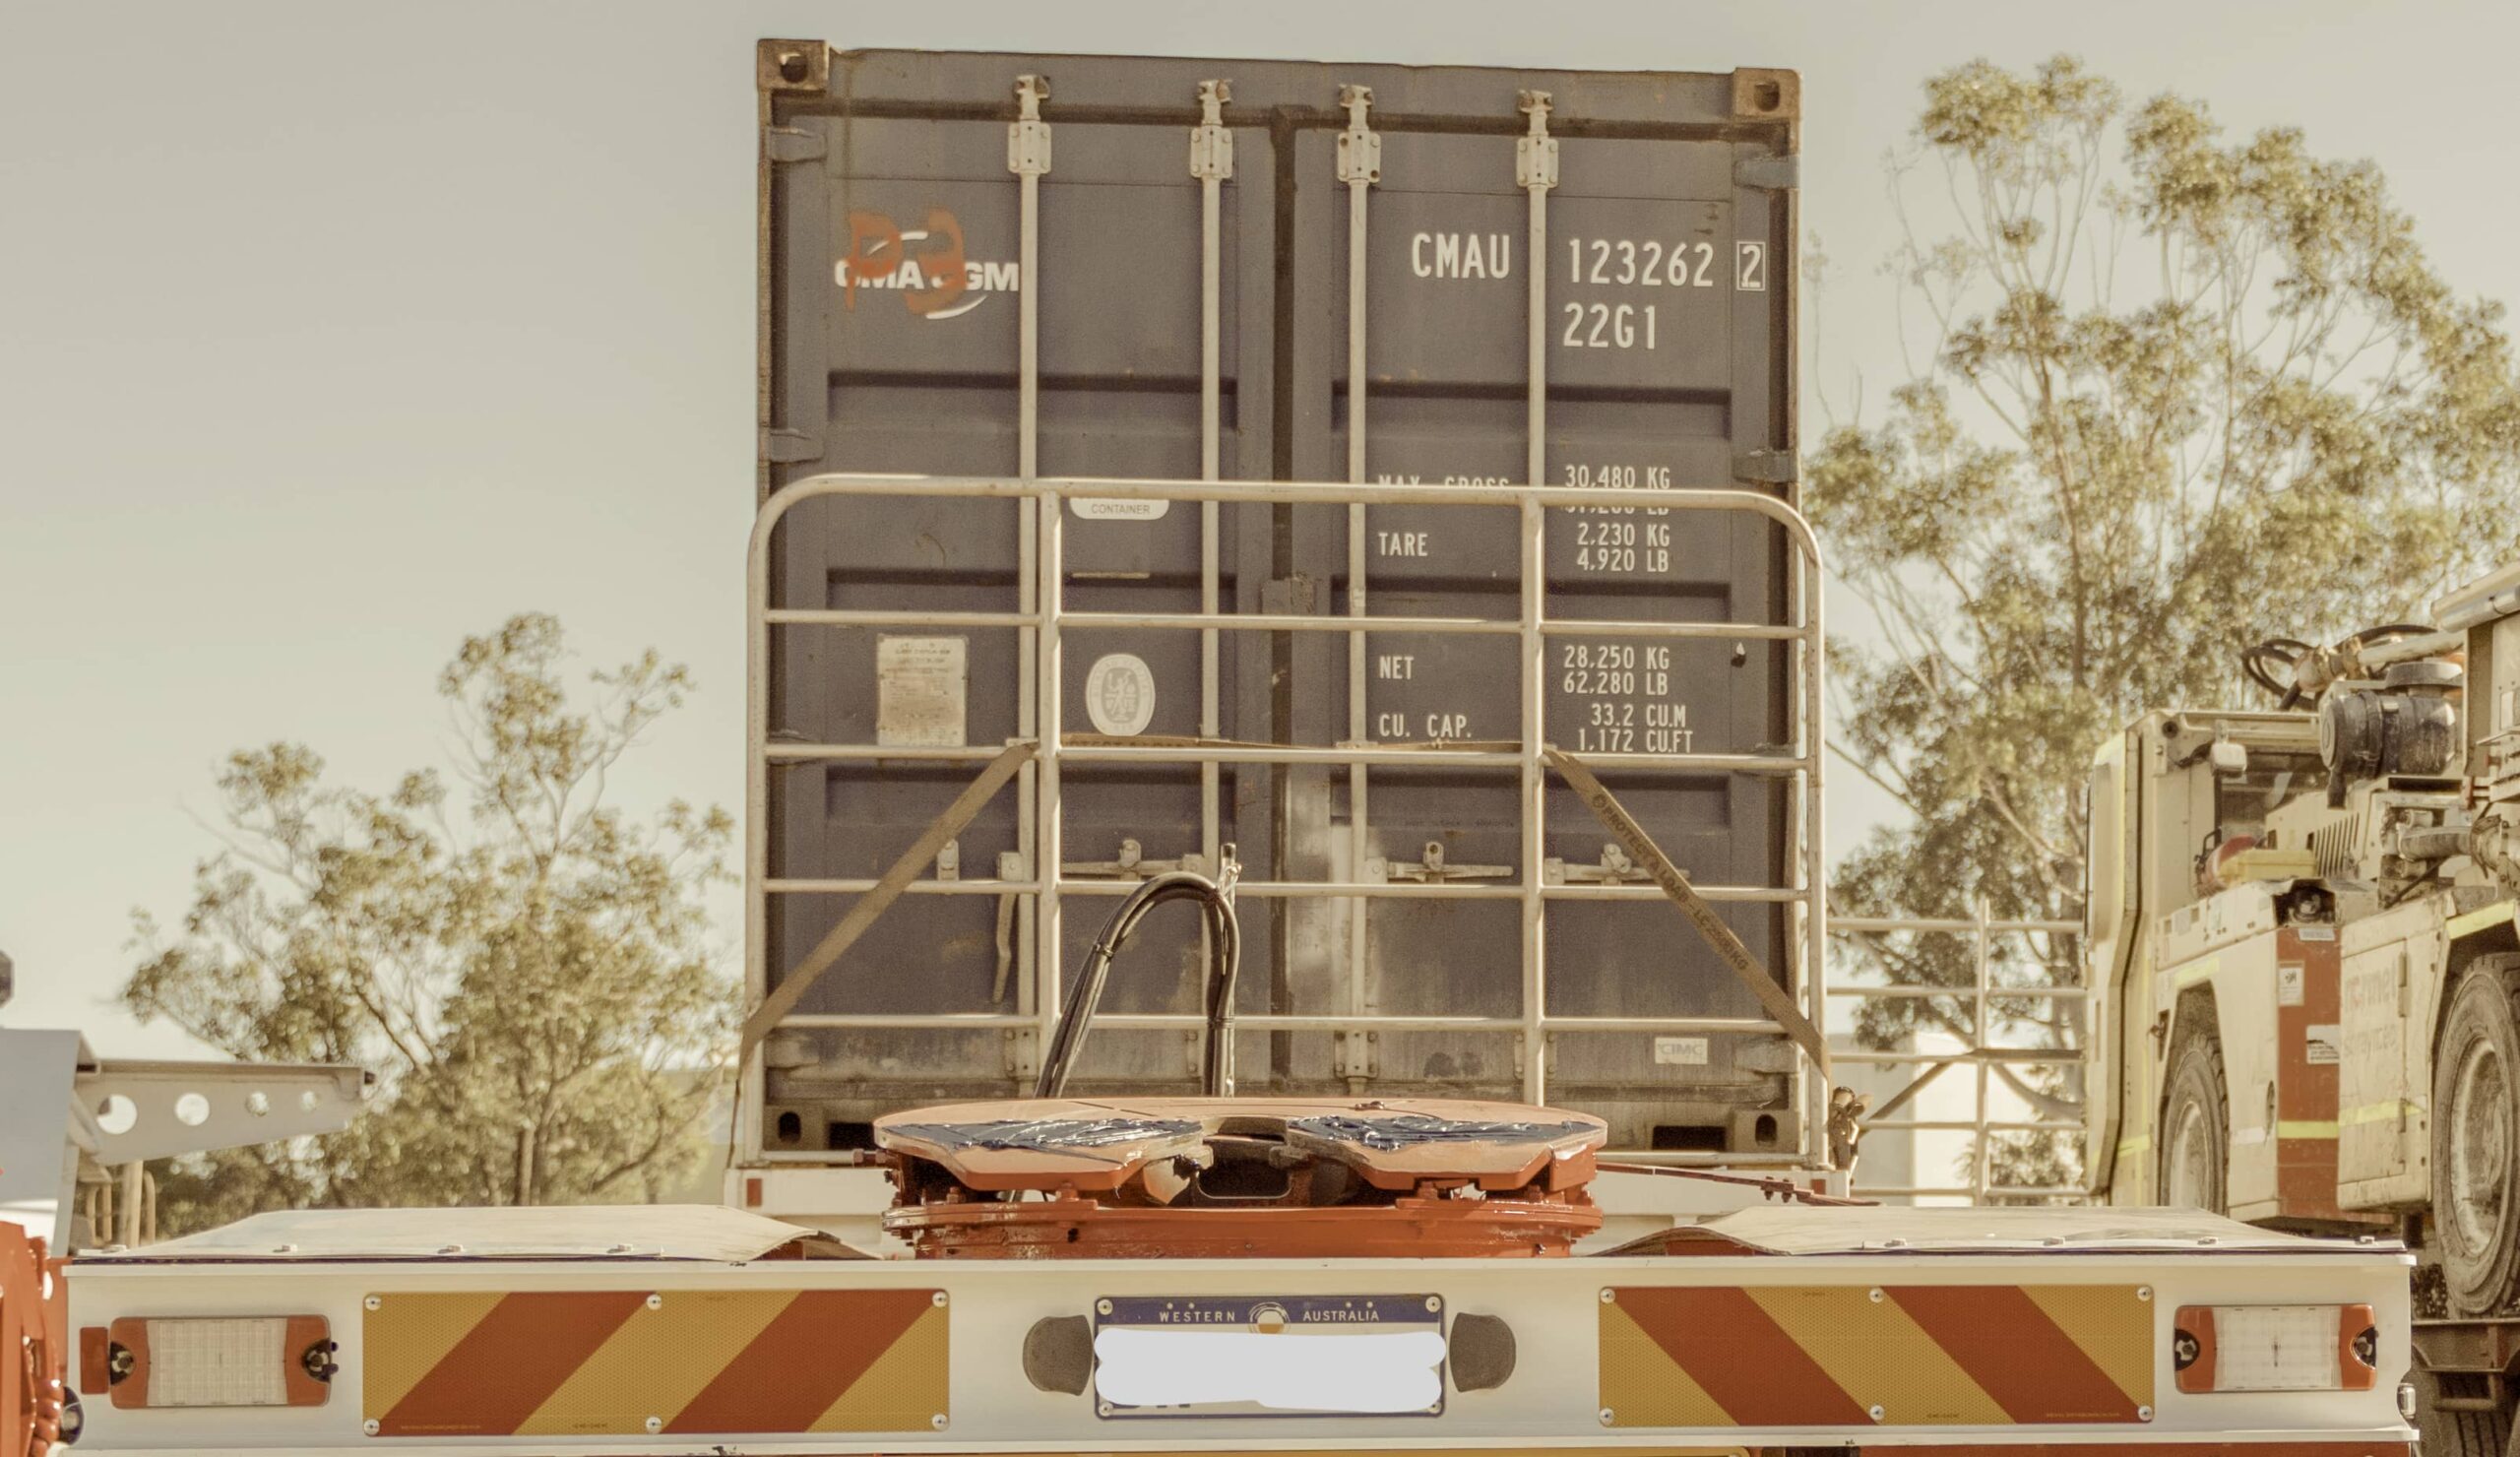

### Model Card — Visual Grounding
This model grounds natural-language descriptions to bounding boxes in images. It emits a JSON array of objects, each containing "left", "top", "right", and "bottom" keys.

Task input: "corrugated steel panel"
[{"left": 754, "top": 44, "right": 1800, "bottom": 1155}]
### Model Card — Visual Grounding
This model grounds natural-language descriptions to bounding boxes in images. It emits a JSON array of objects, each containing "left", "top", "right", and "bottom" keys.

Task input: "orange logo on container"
[{"left": 839, "top": 209, "right": 1019, "bottom": 320}]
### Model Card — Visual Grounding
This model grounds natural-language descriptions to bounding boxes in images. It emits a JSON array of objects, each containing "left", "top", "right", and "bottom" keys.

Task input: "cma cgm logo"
[{"left": 838, "top": 208, "right": 1018, "bottom": 321}]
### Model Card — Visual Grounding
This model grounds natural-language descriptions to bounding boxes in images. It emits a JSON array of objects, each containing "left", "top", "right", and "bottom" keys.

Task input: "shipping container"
[{"left": 748, "top": 42, "right": 1807, "bottom": 1162}]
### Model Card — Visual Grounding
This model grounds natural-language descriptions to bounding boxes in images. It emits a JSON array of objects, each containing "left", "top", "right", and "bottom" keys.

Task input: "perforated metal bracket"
[
  {"left": 1336, "top": 85, "right": 1380, "bottom": 184},
  {"left": 1008, "top": 74, "right": 1052, "bottom": 176},
  {"left": 1516, "top": 91, "right": 1559, "bottom": 191},
  {"left": 1189, "top": 80, "right": 1233, "bottom": 180},
  {"left": 79, "top": 1060, "right": 370, "bottom": 1165}
]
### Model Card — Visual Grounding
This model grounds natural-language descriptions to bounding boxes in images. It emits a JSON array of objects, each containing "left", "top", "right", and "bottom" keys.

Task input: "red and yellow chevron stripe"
[
  {"left": 1601, "top": 1284, "right": 2153, "bottom": 1426},
  {"left": 362, "top": 1288, "right": 945, "bottom": 1437}
]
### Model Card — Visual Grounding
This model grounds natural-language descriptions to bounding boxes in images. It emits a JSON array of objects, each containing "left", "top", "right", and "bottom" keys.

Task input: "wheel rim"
[
  {"left": 2447, "top": 1034, "right": 2513, "bottom": 1261},
  {"left": 2165, "top": 1096, "right": 2217, "bottom": 1209}
]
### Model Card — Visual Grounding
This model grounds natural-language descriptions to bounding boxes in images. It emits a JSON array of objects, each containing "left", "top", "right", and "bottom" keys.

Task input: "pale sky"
[{"left": 7, "top": 0, "right": 2517, "bottom": 1058}]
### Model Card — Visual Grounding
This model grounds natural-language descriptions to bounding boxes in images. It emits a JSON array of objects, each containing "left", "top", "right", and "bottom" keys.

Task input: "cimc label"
[{"left": 838, "top": 208, "right": 1018, "bottom": 319}]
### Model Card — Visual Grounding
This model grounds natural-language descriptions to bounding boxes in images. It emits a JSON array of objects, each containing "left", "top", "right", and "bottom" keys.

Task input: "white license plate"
[{"left": 1093, "top": 1295, "right": 1446, "bottom": 1418}]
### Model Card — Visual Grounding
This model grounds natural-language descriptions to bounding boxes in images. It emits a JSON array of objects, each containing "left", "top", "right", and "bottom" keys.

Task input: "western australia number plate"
[{"left": 1092, "top": 1295, "right": 1446, "bottom": 1418}]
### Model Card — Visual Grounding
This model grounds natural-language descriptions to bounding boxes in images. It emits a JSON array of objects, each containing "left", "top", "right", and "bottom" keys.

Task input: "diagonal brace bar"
[
  {"left": 740, "top": 739, "right": 1039, "bottom": 1057},
  {"left": 1543, "top": 745, "right": 1831, "bottom": 1080}
]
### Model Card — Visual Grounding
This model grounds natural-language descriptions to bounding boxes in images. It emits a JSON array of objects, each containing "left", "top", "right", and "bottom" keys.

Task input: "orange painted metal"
[
  {"left": 894, "top": 1192, "right": 1599, "bottom": 1259},
  {"left": 2272, "top": 929, "right": 2374, "bottom": 1225},
  {"left": 73, "top": 1328, "right": 106, "bottom": 1398},
  {"left": 2, "top": 1222, "right": 66, "bottom": 1457},
  {"left": 1893, "top": 1447, "right": 2407, "bottom": 1457},
  {"left": 2174, "top": 1304, "right": 2222, "bottom": 1395}
]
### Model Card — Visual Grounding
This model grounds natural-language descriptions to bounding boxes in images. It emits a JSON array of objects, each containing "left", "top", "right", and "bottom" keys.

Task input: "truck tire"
[
  {"left": 2159, "top": 1017, "right": 2229, "bottom": 1214},
  {"left": 2414, "top": 1365, "right": 2512, "bottom": 1457},
  {"left": 2434, "top": 956, "right": 2520, "bottom": 1316}
]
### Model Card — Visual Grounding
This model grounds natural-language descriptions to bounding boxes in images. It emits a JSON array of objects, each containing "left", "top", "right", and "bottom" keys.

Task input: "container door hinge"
[
  {"left": 1370, "top": 841, "right": 1512, "bottom": 883},
  {"left": 1335, "top": 85, "right": 1380, "bottom": 184},
  {"left": 1064, "top": 837, "right": 1208, "bottom": 879},
  {"left": 759, "top": 428, "right": 822, "bottom": 466},
  {"left": 763, "top": 127, "right": 825, "bottom": 164},
  {"left": 1516, "top": 91, "right": 1559, "bottom": 191},
  {"left": 1008, "top": 74, "right": 1053, "bottom": 177},
  {"left": 1734, "top": 153, "right": 1799, "bottom": 191},
  {"left": 1544, "top": 843, "right": 1654, "bottom": 885},
  {"left": 1189, "top": 80, "right": 1234, "bottom": 180},
  {"left": 1732, "top": 448, "right": 1797, "bottom": 485}
]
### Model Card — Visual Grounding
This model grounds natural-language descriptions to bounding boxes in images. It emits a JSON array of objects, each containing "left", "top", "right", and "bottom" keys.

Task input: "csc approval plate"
[{"left": 1092, "top": 1295, "right": 1446, "bottom": 1418}]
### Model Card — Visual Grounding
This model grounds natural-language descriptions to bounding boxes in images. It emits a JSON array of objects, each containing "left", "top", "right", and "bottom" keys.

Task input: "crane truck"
[
  {"left": 2089, "top": 557, "right": 2520, "bottom": 1452},
  {"left": 10, "top": 40, "right": 2418, "bottom": 1457}
]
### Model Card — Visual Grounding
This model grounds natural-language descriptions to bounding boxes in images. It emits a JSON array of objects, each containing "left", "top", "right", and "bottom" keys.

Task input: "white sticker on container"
[
  {"left": 2278, "top": 962, "right": 2305, "bottom": 1007},
  {"left": 1085, "top": 653, "right": 1157, "bottom": 736},
  {"left": 2306, "top": 1024, "right": 2342, "bottom": 1065},
  {"left": 1071, "top": 498, "right": 1170, "bottom": 521},
  {"left": 1654, "top": 1036, "right": 1710, "bottom": 1066},
  {"left": 876, "top": 636, "right": 967, "bottom": 747}
]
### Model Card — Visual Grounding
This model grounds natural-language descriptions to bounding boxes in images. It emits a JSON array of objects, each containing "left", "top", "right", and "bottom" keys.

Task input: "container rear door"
[{"left": 754, "top": 47, "right": 1801, "bottom": 1157}]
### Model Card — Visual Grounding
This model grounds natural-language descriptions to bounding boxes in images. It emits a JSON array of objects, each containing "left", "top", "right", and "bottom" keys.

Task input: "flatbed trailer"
[{"left": 57, "top": 1201, "right": 2413, "bottom": 1455}]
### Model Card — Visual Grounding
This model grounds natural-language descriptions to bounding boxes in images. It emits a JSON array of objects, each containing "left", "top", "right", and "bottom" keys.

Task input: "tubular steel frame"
[
  {"left": 1832, "top": 906, "right": 2093, "bottom": 1204},
  {"left": 745, "top": 473, "right": 1828, "bottom": 1167}
]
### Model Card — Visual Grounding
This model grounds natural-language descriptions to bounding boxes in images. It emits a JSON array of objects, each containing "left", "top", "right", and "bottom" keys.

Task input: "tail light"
[
  {"left": 80, "top": 1316, "right": 334, "bottom": 1409},
  {"left": 2173, "top": 1304, "right": 2379, "bottom": 1393}
]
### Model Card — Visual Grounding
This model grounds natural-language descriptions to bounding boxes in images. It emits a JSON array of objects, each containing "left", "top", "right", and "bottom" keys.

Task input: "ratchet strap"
[
  {"left": 1544, "top": 745, "right": 1832, "bottom": 1080},
  {"left": 739, "top": 738, "right": 1038, "bottom": 1059}
]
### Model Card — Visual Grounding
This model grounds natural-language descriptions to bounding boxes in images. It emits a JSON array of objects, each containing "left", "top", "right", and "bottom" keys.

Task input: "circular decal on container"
[{"left": 1085, "top": 653, "right": 1157, "bottom": 736}]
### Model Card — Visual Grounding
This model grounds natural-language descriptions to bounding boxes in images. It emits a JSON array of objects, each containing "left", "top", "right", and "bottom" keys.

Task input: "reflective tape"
[
  {"left": 1601, "top": 1284, "right": 2152, "bottom": 1426},
  {"left": 2341, "top": 1101, "right": 2423, "bottom": 1127},
  {"left": 2448, "top": 903, "right": 2515, "bottom": 940},
  {"left": 363, "top": 1289, "right": 945, "bottom": 1437}
]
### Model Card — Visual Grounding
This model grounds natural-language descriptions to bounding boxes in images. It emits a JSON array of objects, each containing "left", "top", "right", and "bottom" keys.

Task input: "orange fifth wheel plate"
[
  {"left": 362, "top": 1288, "right": 946, "bottom": 1437},
  {"left": 1601, "top": 1284, "right": 2154, "bottom": 1427}
]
